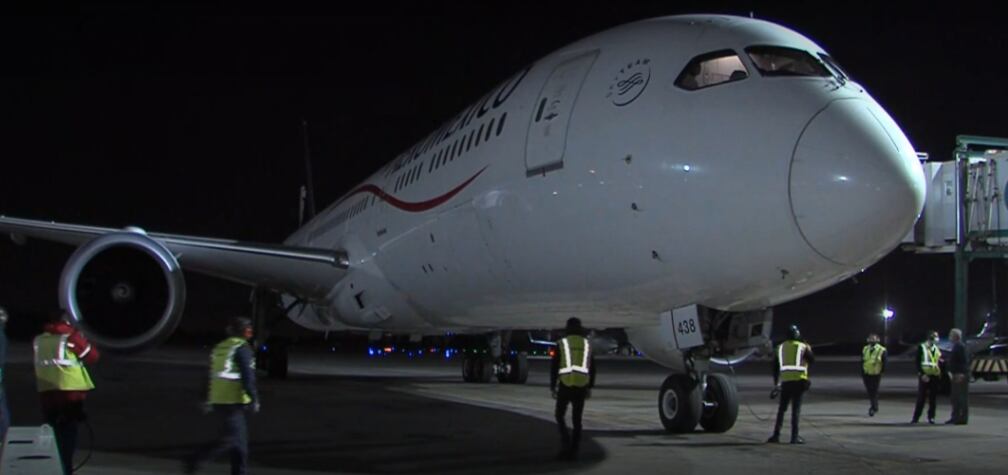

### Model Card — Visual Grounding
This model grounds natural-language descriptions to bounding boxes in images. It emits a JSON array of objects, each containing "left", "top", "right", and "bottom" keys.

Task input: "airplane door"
[{"left": 525, "top": 50, "right": 599, "bottom": 176}]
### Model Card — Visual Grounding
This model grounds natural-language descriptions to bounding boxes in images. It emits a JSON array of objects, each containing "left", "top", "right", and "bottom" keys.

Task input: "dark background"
[{"left": 1, "top": 2, "right": 1006, "bottom": 347}]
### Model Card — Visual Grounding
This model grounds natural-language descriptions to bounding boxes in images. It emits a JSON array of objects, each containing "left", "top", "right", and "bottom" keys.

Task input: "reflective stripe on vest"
[
  {"left": 208, "top": 337, "right": 252, "bottom": 404},
  {"left": 558, "top": 336, "right": 590, "bottom": 387},
  {"left": 920, "top": 344, "right": 941, "bottom": 376},
  {"left": 33, "top": 332, "right": 95, "bottom": 392},
  {"left": 862, "top": 344, "right": 886, "bottom": 375},
  {"left": 778, "top": 340, "right": 809, "bottom": 381}
]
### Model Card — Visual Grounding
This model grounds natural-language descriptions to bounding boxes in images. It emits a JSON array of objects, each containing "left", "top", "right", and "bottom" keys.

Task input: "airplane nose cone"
[{"left": 789, "top": 99, "right": 925, "bottom": 266}]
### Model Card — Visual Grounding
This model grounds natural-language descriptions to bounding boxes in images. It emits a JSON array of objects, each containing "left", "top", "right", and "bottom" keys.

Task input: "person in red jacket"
[{"left": 34, "top": 310, "right": 100, "bottom": 474}]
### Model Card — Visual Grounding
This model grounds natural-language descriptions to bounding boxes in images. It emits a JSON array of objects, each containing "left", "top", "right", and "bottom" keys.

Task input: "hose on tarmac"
[
  {"left": 72, "top": 418, "right": 94, "bottom": 473},
  {"left": 726, "top": 363, "right": 883, "bottom": 473}
]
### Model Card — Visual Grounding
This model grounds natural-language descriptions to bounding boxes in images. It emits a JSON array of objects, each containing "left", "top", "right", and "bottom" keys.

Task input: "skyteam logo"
[{"left": 607, "top": 58, "right": 651, "bottom": 107}]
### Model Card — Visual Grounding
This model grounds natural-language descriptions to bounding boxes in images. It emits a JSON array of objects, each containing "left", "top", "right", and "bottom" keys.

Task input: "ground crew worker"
[
  {"left": 911, "top": 330, "right": 942, "bottom": 424},
  {"left": 945, "top": 328, "right": 969, "bottom": 425},
  {"left": 33, "top": 310, "right": 100, "bottom": 475},
  {"left": 861, "top": 333, "right": 887, "bottom": 416},
  {"left": 550, "top": 317, "right": 595, "bottom": 460},
  {"left": 0, "top": 306, "right": 10, "bottom": 443},
  {"left": 186, "top": 317, "right": 260, "bottom": 475},
  {"left": 768, "top": 324, "right": 813, "bottom": 444}
]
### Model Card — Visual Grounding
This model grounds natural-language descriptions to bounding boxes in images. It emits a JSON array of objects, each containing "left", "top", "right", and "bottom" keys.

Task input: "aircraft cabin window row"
[
  {"left": 312, "top": 197, "right": 369, "bottom": 240},
  {"left": 426, "top": 112, "right": 507, "bottom": 174},
  {"left": 675, "top": 49, "right": 749, "bottom": 90}
]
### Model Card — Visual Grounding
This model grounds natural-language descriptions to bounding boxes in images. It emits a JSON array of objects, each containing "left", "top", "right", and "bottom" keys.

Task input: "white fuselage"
[{"left": 281, "top": 15, "right": 925, "bottom": 334}]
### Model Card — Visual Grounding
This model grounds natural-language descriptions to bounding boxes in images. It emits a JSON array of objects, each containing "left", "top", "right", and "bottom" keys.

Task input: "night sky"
[{"left": 1, "top": 3, "right": 1006, "bottom": 345}]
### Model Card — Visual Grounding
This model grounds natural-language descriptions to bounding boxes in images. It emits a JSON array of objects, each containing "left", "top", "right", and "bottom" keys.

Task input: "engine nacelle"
[{"left": 59, "top": 230, "right": 186, "bottom": 353}]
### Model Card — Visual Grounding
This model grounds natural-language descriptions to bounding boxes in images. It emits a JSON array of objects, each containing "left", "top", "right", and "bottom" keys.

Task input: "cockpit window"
[
  {"left": 675, "top": 49, "right": 749, "bottom": 91},
  {"left": 745, "top": 46, "right": 831, "bottom": 77},
  {"left": 818, "top": 53, "right": 850, "bottom": 82}
]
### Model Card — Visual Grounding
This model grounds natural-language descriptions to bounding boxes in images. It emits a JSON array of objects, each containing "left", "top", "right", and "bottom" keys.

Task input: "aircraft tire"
[
  {"left": 658, "top": 374, "right": 702, "bottom": 433},
  {"left": 475, "top": 355, "right": 494, "bottom": 383},
  {"left": 497, "top": 352, "right": 529, "bottom": 384},
  {"left": 699, "top": 373, "right": 738, "bottom": 433},
  {"left": 268, "top": 340, "right": 289, "bottom": 379},
  {"left": 510, "top": 352, "right": 529, "bottom": 384},
  {"left": 462, "top": 355, "right": 476, "bottom": 382}
]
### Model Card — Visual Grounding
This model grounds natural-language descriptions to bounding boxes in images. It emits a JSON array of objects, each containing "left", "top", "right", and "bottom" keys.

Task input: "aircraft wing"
[{"left": 0, "top": 216, "right": 348, "bottom": 299}]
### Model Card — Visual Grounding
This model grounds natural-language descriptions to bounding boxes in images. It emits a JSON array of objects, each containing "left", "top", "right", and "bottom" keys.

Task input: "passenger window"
[
  {"left": 745, "top": 46, "right": 831, "bottom": 77},
  {"left": 675, "top": 50, "right": 749, "bottom": 91}
]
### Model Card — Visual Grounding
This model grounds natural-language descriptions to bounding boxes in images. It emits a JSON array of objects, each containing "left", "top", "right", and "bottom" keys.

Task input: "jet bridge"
[{"left": 904, "top": 135, "right": 1008, "bottom": 332}]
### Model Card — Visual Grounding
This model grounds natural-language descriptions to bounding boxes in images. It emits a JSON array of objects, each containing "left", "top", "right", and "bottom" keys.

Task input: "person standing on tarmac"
[
  {"left": 861, "top": 333, "right": 887, "bottom": 417},
  {"left": 186, "top": 317, "right": 260, "bottom": 475},
  {"left": 0, "top": 306, "right": 11, "bottom": 443},
  {"left": 768, "top": 324, "right": 814, "bottom": 445},
  {"left": 33, "top": 310, "right": 100, "bottom": 475},
  {"left": 911, "top": 330, "right": 942, "bottom": 424},
  {"left": 550, "top": 317, "right": 596, "bottom": 461},
  {"left": 945, "top": 328, "right": 969, "bottom": 425}
]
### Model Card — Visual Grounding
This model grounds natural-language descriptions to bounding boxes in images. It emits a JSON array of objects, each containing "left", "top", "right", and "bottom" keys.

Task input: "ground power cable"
[
  {"left": 726, "top": 362, "right": 883, "bottom": 474},
  {"left": 72, "top": 418, "right": 95, "bottom": 473}
]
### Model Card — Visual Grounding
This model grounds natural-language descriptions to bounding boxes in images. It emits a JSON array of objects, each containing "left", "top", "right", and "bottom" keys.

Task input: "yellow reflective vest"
[
  {"left": 208, "top": 337, "right": 254, "bottom": 404},
  {"left": 778, "top": 340, "right": 810, "bottom": 382},
  {"left": 919, "top": 343, "right": 941, "bottom": 376},
  {"left": 557, "top": 335, "right": 591, "bottom": 388},
  {"left": 862, "top": 343, "right": 886, "bottom": 375},
  {"left": 33, "top": 332, "right": 95, "bottom": 392}
]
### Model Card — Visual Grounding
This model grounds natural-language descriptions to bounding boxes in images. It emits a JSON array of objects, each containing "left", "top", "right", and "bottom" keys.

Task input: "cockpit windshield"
[
  {"left": 675, "top": 49, "right": 749, "bottom": 91},
  {"left": 818, "top": 53, "right": 850, "bottom": 82},
  {"left": 744, "top": 46, "right": 831, "bottom": 78}
]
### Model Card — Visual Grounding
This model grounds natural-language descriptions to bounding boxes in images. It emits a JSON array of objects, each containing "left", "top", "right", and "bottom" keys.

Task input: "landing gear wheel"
[
  {"left": 462, "top": 354, "right": 493, "bottom": 383},
  {"left": 659, "top": 374, "right": 702, "bottom": 433},
  {"left": 257, "top": 338, "right": 288, "bottom": 379},
  {"left": 462, "top": 355, "right": 475, "bottom": 382},
  {"left": 700, "top": 373, "right": 738, "bottom": 433},
  {"left": 496, "top": 352, "right": 529, "bottom": 384}
]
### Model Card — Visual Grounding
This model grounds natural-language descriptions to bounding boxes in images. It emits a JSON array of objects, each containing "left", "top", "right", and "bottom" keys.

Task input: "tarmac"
[{"left": 3, "top": 342, "right": 1007, "bottom": 474}]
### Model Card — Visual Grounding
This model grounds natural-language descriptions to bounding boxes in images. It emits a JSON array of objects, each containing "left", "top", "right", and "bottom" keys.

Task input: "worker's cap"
[
  {"left": 565, "top": 317, "right": 584, "bottom": 334},
  {"left": 788, "top": 325, "right": 801, "bottom": 340},
  {"left": 227, "top": 317, "right": 253, "bottom": 336}
]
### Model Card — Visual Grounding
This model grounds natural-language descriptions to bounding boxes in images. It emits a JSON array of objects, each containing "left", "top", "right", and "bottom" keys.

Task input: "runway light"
[
  {"left": 882, "top": 308, "right": 895, "bottom": 320},
  {"left": 384, "top": 346, "right": 393, "bottom": 353}
]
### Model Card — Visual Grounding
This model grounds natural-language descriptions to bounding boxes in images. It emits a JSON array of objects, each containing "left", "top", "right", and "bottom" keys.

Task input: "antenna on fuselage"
[{"left": 300, "top": 118, "right": 318, "bottom": 226}]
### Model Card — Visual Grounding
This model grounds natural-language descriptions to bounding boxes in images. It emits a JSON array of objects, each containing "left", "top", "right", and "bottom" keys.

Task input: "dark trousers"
[
  {"left": 0, "top": 390, "right": 10, "bottom": 444},
  {"left": 191, "top": 404, "right": 249, "bottom": 475},
  {"left": 949, "top": 374, "right": 969, "bottom": 423},
  {"left": 773, "top": 381, "right": 807, "bottom": 439},
  {"left": 555, "top": 385, "right": 587, "bottom": 455},
  {"left": 862, "top": 374, "right": 881, "bottom": 411},
  {"left": 912, "top": 375, "right": 939, "bottom": 422},
  {"left": 42, "top": 400, "right": 84, "bottom": 475}
]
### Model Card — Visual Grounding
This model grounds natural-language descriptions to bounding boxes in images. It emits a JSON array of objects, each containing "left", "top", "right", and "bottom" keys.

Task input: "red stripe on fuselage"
[{"left": 346, "top": 166, "right": 488, "bottom": 212}]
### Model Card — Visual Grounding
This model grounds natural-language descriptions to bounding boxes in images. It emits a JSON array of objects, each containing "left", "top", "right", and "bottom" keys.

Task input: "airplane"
[{"left": 0, "top": 14, "right": 926, "bottom": 434}]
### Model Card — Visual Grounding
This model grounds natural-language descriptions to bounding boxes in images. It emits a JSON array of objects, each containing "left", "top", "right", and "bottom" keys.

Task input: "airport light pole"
[{"left": 882, "top": 308, "right": 895, "bottom": 346}]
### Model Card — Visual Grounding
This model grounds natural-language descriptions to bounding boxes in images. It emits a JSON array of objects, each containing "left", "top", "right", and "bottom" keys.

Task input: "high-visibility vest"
[
  {"left": 919, "top": 343, "right": 941, "bottom": 376},
  {"left": 208, "top": 337, "right": 253, "bottom": 404},
  {"left": 557, "top": 335, "right": 591, "bottom": 388},
  {"left": 862, "top": 343, "right": 886, "bottom": 375},
  {"left": 33, "top": 332, "right": 95, "bottom": 392},
  {"left": 778, "top": 340, "right": 809, "bottom": 382}
]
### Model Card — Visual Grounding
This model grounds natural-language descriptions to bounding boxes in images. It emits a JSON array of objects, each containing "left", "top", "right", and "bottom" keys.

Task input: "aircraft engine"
[{"left": 58, "top": 230, "right": 186, "bottom": 353}]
